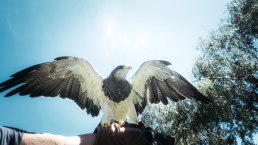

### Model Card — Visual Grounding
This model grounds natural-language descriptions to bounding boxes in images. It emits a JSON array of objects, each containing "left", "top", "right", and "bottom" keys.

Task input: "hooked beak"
[{"left": 125, "top": 66, "right": 132, "bottom": 70}]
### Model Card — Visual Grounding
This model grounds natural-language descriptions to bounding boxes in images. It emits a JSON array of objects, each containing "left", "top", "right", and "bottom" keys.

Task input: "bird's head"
[{"left": 110, "top": 65, "right": 132, "bottom": 80}]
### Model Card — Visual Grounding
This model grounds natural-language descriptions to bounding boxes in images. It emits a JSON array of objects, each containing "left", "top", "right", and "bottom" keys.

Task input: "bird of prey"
[{"left": 0, "top": 56, "right": 212, "bottom": 126}]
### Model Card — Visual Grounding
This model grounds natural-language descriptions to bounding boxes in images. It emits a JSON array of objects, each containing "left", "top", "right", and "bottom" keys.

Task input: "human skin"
[
  {"left": 20, "top": 133, "right": 96, "bottom": 145},
  {"left": 19, "top": 125, "right": 174, "bottom": 145},
  {"left": 20, "top": 127, "right": 143, "bottom": 145}
]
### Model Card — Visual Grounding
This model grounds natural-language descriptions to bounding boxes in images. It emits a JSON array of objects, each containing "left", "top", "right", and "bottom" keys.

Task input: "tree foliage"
[{"left": 142, "top": 0, "right": 258, "bottom": 144}]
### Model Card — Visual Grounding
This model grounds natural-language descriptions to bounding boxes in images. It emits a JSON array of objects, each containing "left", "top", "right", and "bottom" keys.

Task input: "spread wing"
[
  {"left": 0, "top": 56, "right": 105, "bottom": 116},
  {"left": 129, "top": 60, "right": 212, "bottom": 114}
]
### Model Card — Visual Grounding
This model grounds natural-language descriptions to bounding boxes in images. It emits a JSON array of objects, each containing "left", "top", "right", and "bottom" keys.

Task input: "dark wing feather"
[
  {"left": 146, "top": 79, "right": 159, "bottom": 104},
  {"left": 134, "top": 90, "right": 147, "bottom": 115},
  {"left": 156, "top": 79, "right": 180, "bottom": 102},
  {"left": 130, "top": 60, "right": 213, "bottom": 114},
  {"left": 151, "top": 77, "right": 168, "bottom": 105},
  {"left": 0, "top": 56, "right": 104, "bottom": 117},
  {"left": 168, "top": 70, "right": 212, "bottom": 103}
]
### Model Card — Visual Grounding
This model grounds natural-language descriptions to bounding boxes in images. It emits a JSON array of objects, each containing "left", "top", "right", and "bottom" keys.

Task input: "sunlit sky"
[{"left": 3, "top": 1, "right": 256, "bottom": 142}]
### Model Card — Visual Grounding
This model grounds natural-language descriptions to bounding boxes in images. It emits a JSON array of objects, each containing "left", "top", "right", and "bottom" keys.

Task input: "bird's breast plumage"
[{"left": 102, "top": 77, "right": 132, "bottom": 103}]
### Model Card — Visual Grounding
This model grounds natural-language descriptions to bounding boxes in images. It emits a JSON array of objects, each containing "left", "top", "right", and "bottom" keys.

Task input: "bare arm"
[
  {"left": 21, "top": 133, "right": 96, "bottom": 145},
  {"left": 0, "top": 123, "right": 174, "bottom": 145}
]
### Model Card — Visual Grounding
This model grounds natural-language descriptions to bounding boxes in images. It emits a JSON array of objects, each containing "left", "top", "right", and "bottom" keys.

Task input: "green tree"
[{"left": 142, "top": 0, "right": 258, "bottom": 144}]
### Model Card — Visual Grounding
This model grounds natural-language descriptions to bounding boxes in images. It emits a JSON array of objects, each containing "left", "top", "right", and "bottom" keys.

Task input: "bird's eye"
[{"left": 118, "top": 66, "right": 123, "bottom": 69}]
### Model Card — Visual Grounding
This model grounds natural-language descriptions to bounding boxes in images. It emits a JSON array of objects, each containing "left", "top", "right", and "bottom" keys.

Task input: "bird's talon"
[
  {"left": 110, "top": 120, "right": 125, "bottom": 126},
  {"left": 102, "top": 123, "right": 109, "bottom": 127},
  {"left": 117, "top": 121, "right": 125, "bottom": 126}
]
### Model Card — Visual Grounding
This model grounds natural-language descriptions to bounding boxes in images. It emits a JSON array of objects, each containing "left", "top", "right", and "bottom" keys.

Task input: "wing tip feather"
[
  {"left": 159, "top": 60, "right": 171, "bottom": 66},
  {"left": 54, "top": 56, "right": 71, "bottom": 60},
  {"left": 194, "top": 93, "right": 214, "bottom": 104}
]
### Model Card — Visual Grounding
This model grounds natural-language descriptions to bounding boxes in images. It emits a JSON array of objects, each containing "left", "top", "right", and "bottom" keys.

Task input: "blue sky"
[{"left": 2, "top": 0, "right": 256, "bottom": 142}]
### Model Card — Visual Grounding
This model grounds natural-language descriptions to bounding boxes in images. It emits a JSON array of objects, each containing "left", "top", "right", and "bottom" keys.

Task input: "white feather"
[
  {"left": 48, "top": 57, "right": 105, "bottom": 106},
  {"left": 129, "top": 60, "right": 172, "bottom": 105}
]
